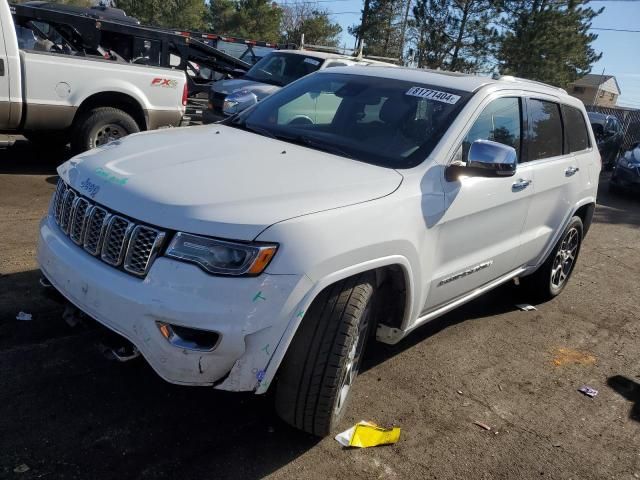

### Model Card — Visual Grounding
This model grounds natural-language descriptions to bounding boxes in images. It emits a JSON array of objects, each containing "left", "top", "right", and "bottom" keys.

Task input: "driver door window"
[{"left": 462, "top": 97, "right": 522, "bottom": 162}]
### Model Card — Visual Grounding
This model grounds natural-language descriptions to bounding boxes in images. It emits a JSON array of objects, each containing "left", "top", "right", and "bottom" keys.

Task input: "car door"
[
  {"left": 423, "top": 95, "right": 535, "bottom": 312},
  {"left": 515, "top": 97, "right": 584, "bottom": 267}
]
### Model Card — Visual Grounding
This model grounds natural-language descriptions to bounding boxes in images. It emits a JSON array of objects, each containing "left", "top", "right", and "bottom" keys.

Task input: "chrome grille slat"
[
  {"left": 69, "top": 197, "right": 91, "bottom": 245},
  {"left": 51, "top": 179, "right": 166, "bottom": 278},
  {"left": 124, "top": 226, "right": 166, "bottom": 276},
  {"left": 101, "top": 216, "right": 135, "bottom": 266}
]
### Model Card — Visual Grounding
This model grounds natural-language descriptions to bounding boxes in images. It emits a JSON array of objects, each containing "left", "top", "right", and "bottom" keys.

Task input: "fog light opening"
[{"left": 156, "top": 322, "right": 220, "bottom": 352}]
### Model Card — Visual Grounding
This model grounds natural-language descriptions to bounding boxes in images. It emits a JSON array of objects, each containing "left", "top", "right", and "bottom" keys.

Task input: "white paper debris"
[
  {"left": 515, "top": 304, "right": 537, "bottom": 311},
  {"left": 16, "top": 311, "right": 32, "bottom": 321},
  {"left": 335, "top": 425, "right": 356, "bottom": 447}
]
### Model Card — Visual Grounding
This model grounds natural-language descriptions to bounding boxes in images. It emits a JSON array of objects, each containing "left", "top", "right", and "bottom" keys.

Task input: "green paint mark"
[
  {"left": 95, "top": 167, "right": 128, "bottom": 186},
  {"left": 262, "top": 344, "right": 271, "bottom": 355},
  {"left": 296, "top": 310, "right": 304, "bottom": 318},
  {"left": 253, "top": 291, "right": 266, "bottom": 302}
]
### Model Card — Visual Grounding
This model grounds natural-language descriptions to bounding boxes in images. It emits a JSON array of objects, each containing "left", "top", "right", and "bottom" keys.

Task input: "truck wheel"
[
  {"left": 522, "top": 216, "right": 583, "bottom": 302},
  {"left": 275, "top": 273, "right": 376, "bottom": 436},
  {"left": 72, "top": 107, "right": 139, "bottom": 153}
]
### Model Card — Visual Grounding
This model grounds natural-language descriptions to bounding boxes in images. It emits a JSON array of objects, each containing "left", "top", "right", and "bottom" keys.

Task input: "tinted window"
[
  {"left": 463, "top": 97, "right": 521, "bottom": 161},
  {"left": 527, "top": 99, "right": 563, "bottom": 160},
  {"left": 563, "top": 106, "right": 590, "bottom": 152},
  {"left": 229, "top": 72, "right": 471, "bottom": 168},
  {"left": 243, "top": 53, "right": 323, "bottom": 87}
]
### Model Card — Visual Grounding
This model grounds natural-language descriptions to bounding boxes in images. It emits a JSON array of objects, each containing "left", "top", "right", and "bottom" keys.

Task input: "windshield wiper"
[{"left": 291, "top": 135, "right": 353, "bottom": 159}]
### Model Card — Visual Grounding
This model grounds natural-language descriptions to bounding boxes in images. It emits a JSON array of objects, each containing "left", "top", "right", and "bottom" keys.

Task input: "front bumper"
[{"left": 37, "top": 214, "right": 306, "bottom": 389}]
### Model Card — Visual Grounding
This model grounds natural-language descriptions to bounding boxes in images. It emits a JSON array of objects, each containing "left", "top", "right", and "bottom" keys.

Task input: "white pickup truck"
[{"left": 0, "top": 0, "right": 187, "bottom": 152}]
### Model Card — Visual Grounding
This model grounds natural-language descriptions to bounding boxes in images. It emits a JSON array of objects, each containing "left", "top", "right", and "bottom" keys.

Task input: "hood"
[
  {"left": 211, "top": 78, "right": 280, "bottom": 101},
  {"left": 59, "top": 126, "right": 403, "bottom": 240}
]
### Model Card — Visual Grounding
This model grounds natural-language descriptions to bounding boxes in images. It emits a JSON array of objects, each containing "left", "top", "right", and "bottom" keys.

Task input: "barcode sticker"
[{"left": 406, "top": 87, "right": 460, "bottom": 104}]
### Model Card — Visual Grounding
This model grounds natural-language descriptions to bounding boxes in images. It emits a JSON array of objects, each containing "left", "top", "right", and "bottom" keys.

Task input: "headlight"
[
  {"left": 222, "top": 90, "right": 258, "bottom": 116},
  {"left": 222, "top": 99, "right": 239, "bottom": 115},
  {"left": 166, "top": 232, "right": 277, "bottom": 276}
]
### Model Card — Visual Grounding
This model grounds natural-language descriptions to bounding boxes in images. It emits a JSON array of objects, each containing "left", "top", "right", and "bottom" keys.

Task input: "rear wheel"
[
  {"left": 71, "top": 107, "right": 139, "bottom": 153},
  {"left": 521, "top": 216, "right": 583, "bottom": 302},
  {"left": 275, "top": 273, "right": 376, "bottom": 436}
]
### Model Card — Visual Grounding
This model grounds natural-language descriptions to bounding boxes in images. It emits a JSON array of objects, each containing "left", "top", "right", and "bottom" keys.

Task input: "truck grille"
[{"left": 52, "top": 179, "right": 166, "bottom": 277}]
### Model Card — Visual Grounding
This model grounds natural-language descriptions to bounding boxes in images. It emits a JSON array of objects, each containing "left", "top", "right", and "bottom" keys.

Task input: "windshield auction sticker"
[{"left": 405, "top": 87, "right": 460, "bottom": 104}]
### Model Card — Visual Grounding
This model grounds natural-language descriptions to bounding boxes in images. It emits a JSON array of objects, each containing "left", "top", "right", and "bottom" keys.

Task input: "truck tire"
[
  {"left": 522, "top": 216, "right": 583, "bottom": 302},
  {"left": 275, "top": 273, "right": 376, "bottom": 437},
  {"left": 71, "top": 107, "right": 139, "bottom": 153}
]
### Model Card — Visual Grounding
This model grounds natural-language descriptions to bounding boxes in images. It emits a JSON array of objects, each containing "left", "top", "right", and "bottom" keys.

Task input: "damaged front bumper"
[{"left": 37, "top": 214, "right": 310, "bottom": 391}]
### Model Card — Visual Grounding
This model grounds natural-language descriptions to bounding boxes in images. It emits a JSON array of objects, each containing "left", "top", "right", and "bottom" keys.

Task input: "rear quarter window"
[{"left": 563, "top": 105, "right": 591, "bottom": 153}]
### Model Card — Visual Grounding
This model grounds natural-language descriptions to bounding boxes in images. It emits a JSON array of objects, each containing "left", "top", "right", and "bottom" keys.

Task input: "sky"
[{"left": 318, "top": 0, "right": 640, "bottom": 108}]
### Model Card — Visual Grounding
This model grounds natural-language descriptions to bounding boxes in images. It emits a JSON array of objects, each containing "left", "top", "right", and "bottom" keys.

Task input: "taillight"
[{"left": 182, "top": 83, "right": 188, "bottom": 107}]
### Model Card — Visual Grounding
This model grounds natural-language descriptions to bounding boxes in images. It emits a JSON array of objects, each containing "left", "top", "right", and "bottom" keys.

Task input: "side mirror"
[
  {"left": 446, "top": 139, "right": 517, "bottom": 181},
  {"left": 223, "top": 90, "right": 258, "bottom": 116}
]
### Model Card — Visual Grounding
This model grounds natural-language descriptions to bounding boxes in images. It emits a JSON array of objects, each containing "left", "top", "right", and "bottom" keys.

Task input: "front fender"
[{"left": 252, "top": 255, "right": 414, "bottom": 394}]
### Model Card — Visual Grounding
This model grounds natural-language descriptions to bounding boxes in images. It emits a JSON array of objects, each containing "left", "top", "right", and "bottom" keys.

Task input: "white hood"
[{"left": 58, "top": 125, "right": 403, "bottom": 240}]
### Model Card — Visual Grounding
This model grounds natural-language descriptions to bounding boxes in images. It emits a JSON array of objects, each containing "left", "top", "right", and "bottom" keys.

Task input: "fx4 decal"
[{"left": 151, "top": 78, "right": 178, "bottom": 88}]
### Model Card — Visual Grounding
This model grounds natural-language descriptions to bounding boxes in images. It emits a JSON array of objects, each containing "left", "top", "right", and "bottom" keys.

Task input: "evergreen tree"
[
  {"left": 497, "top": 0, "right": 603, "bottom": 87},
  {"left": 410, "top": 0, "right": 497, "bottom": 72},
  {"left": 207, "top": 0, "right": 283, "bottom": 42},
  {"left": 281, "top": 4, "right": 342, "bottom": 47},
  {"left": 349, "top": 0, "right": 407, "bottom": 58},
  {"left": 117, "top": 0, "right": 208, "bottom": 30}
]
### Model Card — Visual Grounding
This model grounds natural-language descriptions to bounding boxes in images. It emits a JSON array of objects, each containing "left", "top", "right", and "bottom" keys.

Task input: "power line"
[{"left": 592, "top": 27, "right": 640, "bottom": 32}]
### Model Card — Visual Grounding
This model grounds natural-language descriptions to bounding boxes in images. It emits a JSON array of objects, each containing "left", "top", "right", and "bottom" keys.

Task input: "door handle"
[
  {"left": 565, "top": 166, "right": 580, "bottom": 177},
  {"left": 512, "top": 179, "right": 532, "bottom": 192}
]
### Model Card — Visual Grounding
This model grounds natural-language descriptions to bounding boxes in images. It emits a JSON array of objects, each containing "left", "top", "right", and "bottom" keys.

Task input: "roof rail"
[
  {"left": 496, "top": 75, "right": 567, "bottom": 94},
  {"left": 299, "top": 35, "right": 400, "bottom": 64}
]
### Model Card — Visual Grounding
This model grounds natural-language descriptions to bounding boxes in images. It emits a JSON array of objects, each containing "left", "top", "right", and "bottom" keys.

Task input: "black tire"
[
  {"left": 275, "top": 273, "right": 376, "bottom": 436},
  {"left": 521, "top": 216, "right": 583, "bottom": 302},
  {"left": 71, "top": 107, "right": 139, "bottom": 154}
]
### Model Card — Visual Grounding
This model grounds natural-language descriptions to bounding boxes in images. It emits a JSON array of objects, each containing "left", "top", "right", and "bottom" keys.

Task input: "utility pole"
[
  {"left": 356, "top": 0, "right": 372, "bottom": 52},
  {"left": 398, "top": 0, "right": 412, "bottom": 62}
]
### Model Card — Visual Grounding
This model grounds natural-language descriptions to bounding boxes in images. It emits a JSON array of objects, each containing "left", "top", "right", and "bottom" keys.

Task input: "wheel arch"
[
  {"left": 73, "top": 92, "right": 147, "bottom": 131},
  {"left": 253, "top": 256, "right": 414, "bottom": 394}
]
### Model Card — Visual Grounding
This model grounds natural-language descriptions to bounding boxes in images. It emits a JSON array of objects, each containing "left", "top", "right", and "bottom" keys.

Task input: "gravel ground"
[{"left": 1, "top": 139, "right": 639, "bottom": 480}]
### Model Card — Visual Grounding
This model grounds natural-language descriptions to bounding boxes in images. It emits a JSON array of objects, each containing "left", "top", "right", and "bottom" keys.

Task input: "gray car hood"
[{"left": 58, "top": 125, "right": 403, "bottom": 241}]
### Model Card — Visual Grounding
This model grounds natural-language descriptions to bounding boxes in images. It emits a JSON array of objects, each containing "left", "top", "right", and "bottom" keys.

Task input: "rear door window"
[
  {"left": 526, "top": 99, "right": 564, "bottom": 160},
  {"left": 562, "top": 105, "right": 590, "bottom": 153}
]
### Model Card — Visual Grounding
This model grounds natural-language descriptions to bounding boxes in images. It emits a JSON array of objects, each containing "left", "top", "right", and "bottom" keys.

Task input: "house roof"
[{"left": 572, "top": 74, "right": 621, "bottom": 95}]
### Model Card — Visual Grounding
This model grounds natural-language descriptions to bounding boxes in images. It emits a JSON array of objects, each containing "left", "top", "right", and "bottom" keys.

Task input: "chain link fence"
[{"left": 585, "top": 105, "right": 640, "bottom": 150}]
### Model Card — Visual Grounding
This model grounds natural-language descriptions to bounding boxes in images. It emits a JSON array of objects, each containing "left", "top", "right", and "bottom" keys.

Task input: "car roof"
[{"left": 318, "top": 65, "right": 576, "bottom": 99}]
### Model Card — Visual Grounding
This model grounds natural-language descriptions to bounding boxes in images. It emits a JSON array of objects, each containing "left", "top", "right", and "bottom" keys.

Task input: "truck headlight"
[
  {"left": 222, "top": 90, "right": 258, "bottom": 116},
  {"left": 166, "top": 232, "right": 277, "bottom": 276}
]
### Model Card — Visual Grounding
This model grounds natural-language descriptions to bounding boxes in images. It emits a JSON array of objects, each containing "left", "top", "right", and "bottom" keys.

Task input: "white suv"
[{"left": 37, "top": 66, "right": 599, "bottom": 436}]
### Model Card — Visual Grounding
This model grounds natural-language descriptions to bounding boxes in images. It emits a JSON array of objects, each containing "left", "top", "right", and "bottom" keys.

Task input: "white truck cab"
[
  {"left": 0, "top": 0, "right": 186, "bottom": 151},
  {"left": 37, "top": 66, "right": 599, "bottom": 436}
]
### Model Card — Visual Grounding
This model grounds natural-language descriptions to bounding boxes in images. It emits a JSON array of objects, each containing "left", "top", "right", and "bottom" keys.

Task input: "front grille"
[{"left": 51, "top": 179, "right": 166, "bottom": 277}]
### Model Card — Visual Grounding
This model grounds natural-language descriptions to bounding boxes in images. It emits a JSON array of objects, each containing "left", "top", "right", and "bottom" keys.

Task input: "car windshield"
[
  {"left": 243, "top": 53, "right": 324, "bottom": 87},
  {"left": 227, "top": 72, "right": 471, "bottom": 168}
]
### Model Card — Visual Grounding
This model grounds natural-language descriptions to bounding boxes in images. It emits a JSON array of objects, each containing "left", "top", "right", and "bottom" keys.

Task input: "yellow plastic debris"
[{"left": 335, "top": 421, "right": 401, "bottom": 448}]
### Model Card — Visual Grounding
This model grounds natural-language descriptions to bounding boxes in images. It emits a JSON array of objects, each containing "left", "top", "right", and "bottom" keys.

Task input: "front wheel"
[
  {"left": 521, "top": 216, "right": 583, "bottom": 302},
  {"left": 275, "top": 274, "right": 376, "bottom": 436},
  {"left": 71, "top": 107, "right": 140, "bottom": 153}
]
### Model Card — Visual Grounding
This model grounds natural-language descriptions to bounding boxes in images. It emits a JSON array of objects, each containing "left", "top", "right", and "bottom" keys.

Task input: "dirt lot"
[{"left": 1, "top": 139, "right": 639, "bottom": 480}]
